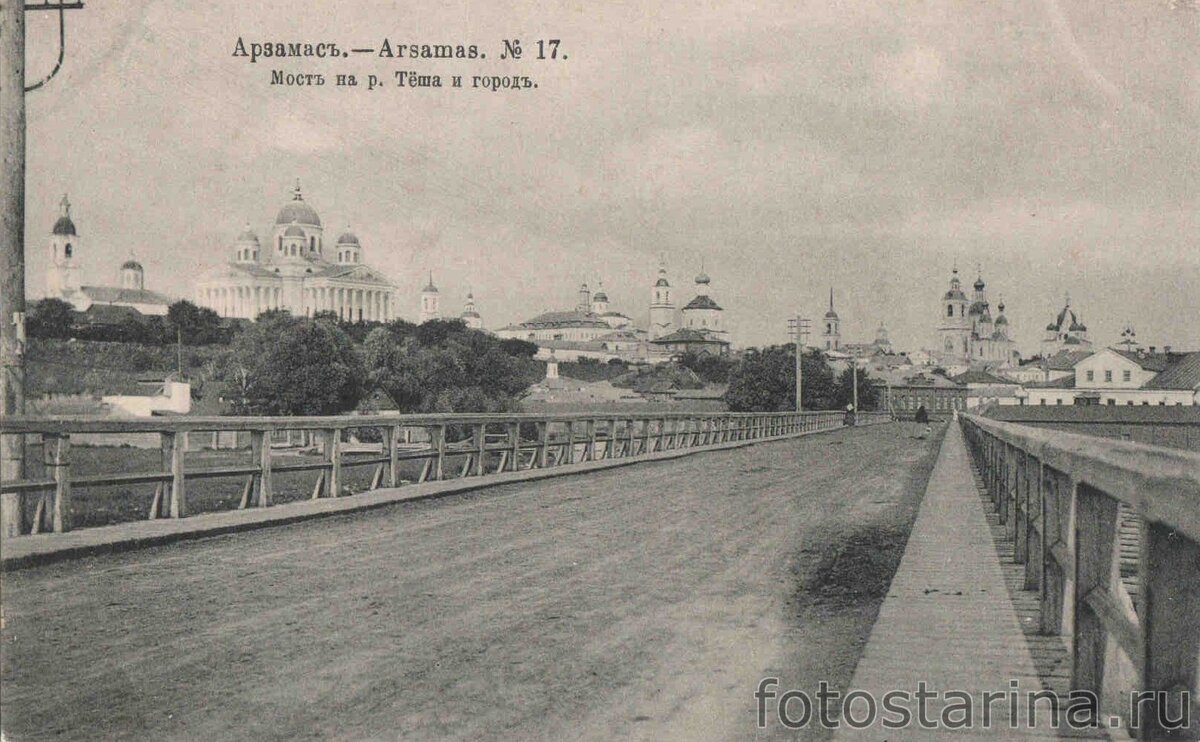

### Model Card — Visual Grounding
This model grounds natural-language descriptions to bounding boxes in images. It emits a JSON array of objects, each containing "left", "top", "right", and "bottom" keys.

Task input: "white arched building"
[{"left": 194, "top": 182, "right": 399, "bottom": 322}]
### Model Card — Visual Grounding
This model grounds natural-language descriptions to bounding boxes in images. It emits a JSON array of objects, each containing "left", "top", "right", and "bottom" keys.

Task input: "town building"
[
  {"left": 43, "top": 195, "right": 174, "bottom": 316},
  {"left": 678, "top": 268, "right": 729, "bottom": 345},
  {"left": 648, "top": 262, "right": 675, "bottom": 340},
  {"left": 1040, "top": 295, "right": 1093, "bottom": 357},
  {"left": 419, "top": 273, "right": 440, "bottom": 323},
  {"left": 820, "top": 288, "right": 841, "bottom": 351},
  {"left": 935, "top": 267, "right": 1017, "bottom": 368},
  {"left": 872, "top": 370, "right": 967, "bottom": 420},
  {"left": 1021, "top": 348, "right": 1197, "bottom": 407},
  {"left": 193, "top": 182, "right": 398, "bottom": 321},
  {"left": 497, "top": 260, "right": 725, "bottom": 362},
  {"left": 460, "top": 291, "right": 483, "bottom": 329}
]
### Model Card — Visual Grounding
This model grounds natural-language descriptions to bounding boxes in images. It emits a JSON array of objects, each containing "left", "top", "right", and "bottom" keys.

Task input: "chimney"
[{"left": 1149, "top": 346, "right": 1156, "bottom": 354}]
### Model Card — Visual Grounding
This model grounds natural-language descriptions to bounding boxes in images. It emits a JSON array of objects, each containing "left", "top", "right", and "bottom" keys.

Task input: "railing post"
[
  {"left": 587, "top": 419, "right": 597, "bottom": 460},
  {"left": 1014, "top": 450, "right": 1029, "bottom": 564},
  {"left": 475, "top": 423, "right": 486, "bottom": 476},
  {"left": 326, "top": 428, "right": 342, "bottom": 497},
  {"left": 45, "top": 433, "right": 71, "bottom": 533},
  {"left": 388, "top": 424, "right": 400, "bottom": 487},
  {"left": 1138, "top": 521, "right": 1200, "bottom": 739},
  {"left": 1025, "top": 456, "right": 1043, "bottom": 591},
  {"left": 1071, "top": 483, "right": 1120, "bottom": 706},
  {"left": 508, "top": 422, "right": 521, "bottom": 471},
  {"left": 434, "top": 424, "right": 447, "bottom": 480},
  {"left": 537, "top": 422, "right": 549, "bottom": 468},
  {"left": 566, "top": 421, "right": 576, "bottom": 464},
  {"left": 1040, "top": 469, "right": 1069, "bottom": 635},
  {"left": 162, "top": 430, "right": 186, "bottom": 518},
  {"left": 252, "top": 430, "right": 273, "bottom": 507}
]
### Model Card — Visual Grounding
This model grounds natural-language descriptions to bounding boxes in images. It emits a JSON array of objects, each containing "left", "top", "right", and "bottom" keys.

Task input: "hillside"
[{"left": 26, "top": 339, "right": 225, "bottom": 397}]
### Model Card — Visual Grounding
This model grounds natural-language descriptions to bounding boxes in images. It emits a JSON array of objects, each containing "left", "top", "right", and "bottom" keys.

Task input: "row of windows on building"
[
  {"left": 1085, "top": 369, "right": 1132, "bottom": 383},
  {"left": 894, "top": 395, "right": 966, "bottom": 411}
]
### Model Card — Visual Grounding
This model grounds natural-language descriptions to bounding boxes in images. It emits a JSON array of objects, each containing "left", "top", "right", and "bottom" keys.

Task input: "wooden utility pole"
[
  {"left": 1, "top": 1, "right": 84, "bottom": 537},
  {"left": 1, "top": 0, "right": 28, "bottom": 537},
  {"left": 788, "top": 316, "right": 810, "bottom": 412}
]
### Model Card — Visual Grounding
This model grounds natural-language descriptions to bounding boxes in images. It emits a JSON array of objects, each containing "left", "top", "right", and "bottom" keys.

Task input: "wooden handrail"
[
  {"left": 959, "top": 413, "right": 1200, "bottom": 739},
  {"left": 0, "top": 410, "right": 859, "bottom": 539}
]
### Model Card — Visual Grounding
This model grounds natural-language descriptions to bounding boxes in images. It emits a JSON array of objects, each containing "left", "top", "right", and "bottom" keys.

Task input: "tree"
[
  {"left": 364, "top": 323, "right": 543, "bottom": 414},
  {"left": 677, "top": 350, "right": 735, "bottom": 384},
  {"left": 167, "top": 300, "right": 225, "bottom": 345},
  {"left": 218, "top": 313, "right": 366, "bottom": 415},
  {"left": 724, "top": 345, "right": 836, "bottom": 412},
  {"left": 27, "top": 298, "right": 75, "bottom": 339},
  {"left": 499, "top": 337, "right": 538, "bottom": 358},
  {"left": 833, "top": 365, "right": 882, "bottom": 411}
]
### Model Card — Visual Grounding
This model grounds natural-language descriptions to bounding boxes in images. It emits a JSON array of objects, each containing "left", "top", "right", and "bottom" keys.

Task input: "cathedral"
[
  {"left": 43, "top": 195, "right": 174, "bottom": 316},
  {"left": 1040, "top": 296, "right": 1093, "bottom": 357},
  {"left": 935, "top": 267, "right": 1018, "bottom": 368},
  {"left": 193, "top": 182, "right": 398, "bottom": 321}
]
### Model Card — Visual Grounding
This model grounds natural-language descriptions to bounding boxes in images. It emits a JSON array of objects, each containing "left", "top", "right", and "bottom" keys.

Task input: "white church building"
[
  {"left": 42, "top": 195, "right": 174, "bottom": 316},
  {"left": 193, "top": 182, "right": 399, "bottom": 322}
]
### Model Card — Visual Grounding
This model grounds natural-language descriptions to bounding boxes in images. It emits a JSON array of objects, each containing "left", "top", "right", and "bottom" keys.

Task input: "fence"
[
  {"left": 0, "top": 410, "right": 857, "bottom": 537},
  {"left": 959, "top": 413, "right": 1200, "bottom": 739}
]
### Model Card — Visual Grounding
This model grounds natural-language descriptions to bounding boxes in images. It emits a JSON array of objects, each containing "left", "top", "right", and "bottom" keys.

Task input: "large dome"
[{"left": 275, "top": 182, "right": 321, "bottom": 227}]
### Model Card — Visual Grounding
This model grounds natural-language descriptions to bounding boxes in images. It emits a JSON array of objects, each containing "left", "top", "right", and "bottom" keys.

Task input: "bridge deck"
[
  {"left": 1, "top": 423, "right": 938, "bottom": 741},
  {"left": 839, "top": 423, "right": 1096, "bottom": 740}
]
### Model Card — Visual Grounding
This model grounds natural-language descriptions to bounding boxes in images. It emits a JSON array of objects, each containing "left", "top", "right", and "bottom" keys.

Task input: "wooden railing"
[
  {"left": 960, "top": 413, "right": 1200, "bottom": 739},
  {"left": 0, "top": 410, "right": 852, "bottom": 537}
]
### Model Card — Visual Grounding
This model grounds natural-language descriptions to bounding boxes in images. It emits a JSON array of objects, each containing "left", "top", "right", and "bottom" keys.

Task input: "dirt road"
[{"left": 1, "top": 423, "right": 941, "bottom": 741}]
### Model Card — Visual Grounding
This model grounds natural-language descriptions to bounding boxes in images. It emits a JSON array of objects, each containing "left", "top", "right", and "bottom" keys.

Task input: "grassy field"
[{"left": 1, "top": 423, "right": 942, "bottom": 741}]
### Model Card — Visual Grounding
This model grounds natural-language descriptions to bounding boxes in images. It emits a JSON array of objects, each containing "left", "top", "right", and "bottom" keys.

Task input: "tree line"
[
  {"left": 27, "top": 298, "right": 879, "bottom": 416},
  {"left": 723, "top": 344, "right": 880, "bottom": 413}
]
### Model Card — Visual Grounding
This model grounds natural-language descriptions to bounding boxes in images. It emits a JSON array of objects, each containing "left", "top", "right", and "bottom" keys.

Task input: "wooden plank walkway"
[{"left": 837, "top": 422, "right": 1102, "bottom": 740}]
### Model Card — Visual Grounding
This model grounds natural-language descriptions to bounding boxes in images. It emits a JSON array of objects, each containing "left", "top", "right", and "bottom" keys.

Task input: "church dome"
[
  {"left": 655, "top": 277, "right": 670, "bottom": 287},
  {"left": 423, "top": 273, "right": 438, "bottom": 293},
  {"left": 592, "top": 290, "right": 608, "bottom": 302},
  {"left": 337, "top": 231, "right": 359, "bottom": 245},
  {"left": 283, "top": 224, "right": 306, "bottom": 238},
  {"left": 53, "top": 215, "right": 77, "bottom": 236},
  {"left": 275, "top": 182, "right": 321, "bottom": 227},
  {"left": 237, "top": 226, "right": 259, "bottom": 243},
  {"left": 995, "top": 314, "right": 1008, "bottom": 325},
  {"left": 824, "top": 308, "right": 839, "bottom": 319},
  {"left": 974, "top": 276, "right": 985, "bottom": 291},
  {"left": 943, "top": 288, "right": 966, "bottom": 301},
  {"left": 121, "top": 259, "right": 143, "bottom": 271},
  {"left": 695, "top": 272, "right": 710, "bottom": 285}
]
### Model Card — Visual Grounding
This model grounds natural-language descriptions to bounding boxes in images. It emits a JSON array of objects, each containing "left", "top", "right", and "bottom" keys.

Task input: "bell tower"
[
  {"left": 649, "top": 258, "right": 674, "bottom": 340},
  {"left": 821, "top": 288, "right": 841, "bottom": 350},
  {"left": 46, "top": 194, "right": 80, "bottom": 298}
]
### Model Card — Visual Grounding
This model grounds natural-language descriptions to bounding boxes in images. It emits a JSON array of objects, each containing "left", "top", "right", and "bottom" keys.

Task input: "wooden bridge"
[{"left": 1, "top": 410, "right": 1197, "bottom": 739}]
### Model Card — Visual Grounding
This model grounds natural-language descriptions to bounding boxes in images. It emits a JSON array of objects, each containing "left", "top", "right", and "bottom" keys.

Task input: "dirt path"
[{"left": 1, "top": 423, "right": 941, "bottom": 741}]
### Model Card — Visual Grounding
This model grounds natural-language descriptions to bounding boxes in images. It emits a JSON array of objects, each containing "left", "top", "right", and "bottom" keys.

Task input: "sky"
[{"left": 22, "top": 0, "right": 1200, "bottom": 354}]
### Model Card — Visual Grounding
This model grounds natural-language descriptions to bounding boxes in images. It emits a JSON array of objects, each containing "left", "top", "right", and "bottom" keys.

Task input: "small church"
[{"left": 43, "top": 194, "right": 174, "bottom": 316}]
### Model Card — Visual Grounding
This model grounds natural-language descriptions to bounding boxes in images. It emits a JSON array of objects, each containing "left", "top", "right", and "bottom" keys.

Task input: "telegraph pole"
[
  {"left": 1, "top": 1, "right": 84, "bottom": 537},
  {"left": 1, "top": 0, "right": 29, "bottom": 537},
  {"left": 788, "top": 315, "right": 810, "bottom": 412}
]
